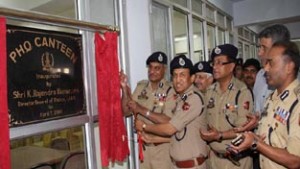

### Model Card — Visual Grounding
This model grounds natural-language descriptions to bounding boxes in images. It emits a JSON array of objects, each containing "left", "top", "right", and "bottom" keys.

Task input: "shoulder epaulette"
[{"left": 137, "top": 80, "right": 148, "bottom": 86}]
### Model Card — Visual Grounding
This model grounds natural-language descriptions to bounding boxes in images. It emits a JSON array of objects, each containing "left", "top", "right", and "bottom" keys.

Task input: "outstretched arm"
[
  {"left": 231, "top": 132, "right": 300, "bottom": 169},
  {"left": 128, "top": 100, "right": 171, "bottom": 123},
  {"left": 120, "top": 70, "right": 133, "bottom": 116}
]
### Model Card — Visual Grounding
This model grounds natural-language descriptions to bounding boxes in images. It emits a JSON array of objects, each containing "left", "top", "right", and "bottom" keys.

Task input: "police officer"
[
  {"left": 120, "top": 51, "right": 173, "bottom": 169},
  {"left": 231, "top": 41, "right": 300, "bottom": 169},
  {"left": 135, "top": 55, "right": 208, "bottom": 169},
  {"left": 200, "top": 44, "right": 253, "bottom": 169},
  {"left": 193, "top": 61, "right": 214, "bottom": 94}
]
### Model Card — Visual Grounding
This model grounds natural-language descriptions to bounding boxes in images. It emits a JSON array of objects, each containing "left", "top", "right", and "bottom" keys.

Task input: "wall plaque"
[{"left": 7, "top": 25, "right": 85, "bottom": 127}]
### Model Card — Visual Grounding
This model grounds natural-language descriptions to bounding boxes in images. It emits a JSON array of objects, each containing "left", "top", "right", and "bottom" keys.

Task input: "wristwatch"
[{"left": 251, "top": 138, "right": 258, "bottom": 151}]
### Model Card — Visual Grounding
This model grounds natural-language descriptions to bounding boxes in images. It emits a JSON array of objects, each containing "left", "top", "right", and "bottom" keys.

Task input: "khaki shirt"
[
  {"left": 132, "top": 79, "right": 173, "bottom": 123},
  {"left": 169, "top": 85, "right": 207, "bottom": 161},
  {"left": 206, "top": 77, "right": 254, "bottom": 153},
  {"left": 257, "top": 79, "right": 300, "bottom": 169}
]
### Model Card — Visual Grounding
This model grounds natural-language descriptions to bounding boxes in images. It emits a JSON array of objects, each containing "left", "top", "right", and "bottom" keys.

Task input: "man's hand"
[
  {"left": 230, "top": 131, "right": 265, "bottom": 153},
  {"left": 127, "top": 100, "right": 139, "bottom": 116},
  {"left": 200, "top": 125, "right": 221, "bottom": 142},
  {"left": 234, "top": 114, "right": 259, "bottom": 133},
  {"left": 135, "top": 119, "right": 145, "bottom": 132},
  {"left": 141, "top": 132, "right": 153, "bottom": 144},
  {"left": 119, "top": 70, "right": 129, "bottom": 88}
]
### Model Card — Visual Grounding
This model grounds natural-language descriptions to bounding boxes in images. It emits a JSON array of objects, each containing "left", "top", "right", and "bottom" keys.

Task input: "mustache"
[{"left": 244, "top": 76, "right": 254, "bottom": 80}]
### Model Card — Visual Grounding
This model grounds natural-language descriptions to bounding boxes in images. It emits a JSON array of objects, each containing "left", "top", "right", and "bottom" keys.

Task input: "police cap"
[
  {"left": 193, "top": 61, "right": 213, "bottom": 74},
  {"left": 146, "top": 51, "right": 167, "bottom": 65},
  {"left": 170, "top": 54, "right": 194, "bottom": 75},
  {"left": 211, "top": 44, "right": 238, "bottom": 61}
]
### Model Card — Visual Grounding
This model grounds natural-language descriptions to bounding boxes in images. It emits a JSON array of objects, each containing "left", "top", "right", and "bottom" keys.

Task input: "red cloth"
[
  {"left": 0, "top": 17, "right": 10, "bottom": 169},
  {"left": 95, "top": 32, "right": 129, "bottom": 167}
]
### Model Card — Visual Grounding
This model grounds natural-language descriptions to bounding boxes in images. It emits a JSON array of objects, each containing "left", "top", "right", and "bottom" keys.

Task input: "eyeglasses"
[{"left": 210, "top": 61, "right": 234, "bottom": 67}]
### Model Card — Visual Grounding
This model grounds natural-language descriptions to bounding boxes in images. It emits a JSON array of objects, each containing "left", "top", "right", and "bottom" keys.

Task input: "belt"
[{"left": 173, "top": 156, "right": 206, "bottom": 168}]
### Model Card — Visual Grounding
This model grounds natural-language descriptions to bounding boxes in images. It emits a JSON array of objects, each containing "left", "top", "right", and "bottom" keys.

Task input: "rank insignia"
[
  {"left": 225, "top": 103, "right": 238, "bottom": 111},
  {"left": 155, "top": 93, "right": 167, "bottom": 107},
  {"left": 138, "top": 89, "right": 148, "bottom": 100},
  {"left": 182, "top": 102, "right": 190, "bottom": 111},
  {"left": 243, "top": 101, "right": 250, "bottom": 110},
  {"left": 159, "top": 82, "right": 164, "bottom": 88},
  {"left": 207, "top": 98, "right": 215, "bottom": 108}
]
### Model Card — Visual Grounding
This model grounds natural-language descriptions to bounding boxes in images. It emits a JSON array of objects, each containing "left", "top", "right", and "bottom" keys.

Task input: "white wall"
[
  {"left": 233, "top": 0, "right": 300, "bottom": 27},
  {"left": 286, "top": 22, "right": 300, "bottom": 39},
  {"left": 125, "top": 0, "right": 152, "bottom": 88},
  {"left": 208, "top": 0, "right": 233, "bottom": 16}
]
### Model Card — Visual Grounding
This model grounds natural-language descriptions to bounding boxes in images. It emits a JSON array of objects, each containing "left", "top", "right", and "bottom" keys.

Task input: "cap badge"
[
  {"left": 198, "top": 63, "right": 203, "bottom": 70},
  {"left": 158, "top": 54, "right": 163, "bottom": 62},
  {"left": 179, "top": 58, "right": 185, "bottom": 66},
  {"left": 214, "top": 47, "right": 221, "bottom": 54}
]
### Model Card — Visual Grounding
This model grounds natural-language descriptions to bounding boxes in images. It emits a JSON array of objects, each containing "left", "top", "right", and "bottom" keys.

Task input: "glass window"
[
  {"left": 171, "top": 0, "right": 188, "bottom": 7},
  {"left": 238, "top": 28, "right": 243, "bottom": 36},
  {"left": 207, "top": 24, "right": 216, "bottom": 56},
  {"left": 229, "top": 34, "right": 234, "bottom": 44},
  {"left": 238, "top": 41, "right": 243, "bottom": 58},
  {"left": 206, "top": 5, "right": 215, "bottom": 22},
  {"left": 226, "top": 17, "right": 232, "bottom": 31},
  {"left": 217, "top": 28, "right": 225, "bottom": 45},
  {"left": 0, "top": 0, "right": 76, "bottom": 19},
  {"left": 11, "top": 126, "right": 86, "bottom": 169},
  {"left": 173, "top": 10, "right": 189, "bottom": 56},
  {"left": 217, "top": 12, "right": 225, "bottom": 28},
  {"left": 192, "top": 0, "right": 202, "bottom": 15},
  {"left": 151, "top": 3, "right": 170, "bottom": 55},
  {"left": 192, "top": 18, "right": 204, "bottom": 62},
  {"left": 245, "top": 44, "right": 250, "bottom": 59},
  {"left": 245, "top": 30, "right": 250, "bottom": 40}
]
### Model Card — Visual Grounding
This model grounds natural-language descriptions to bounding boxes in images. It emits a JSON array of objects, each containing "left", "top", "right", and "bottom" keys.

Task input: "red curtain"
[
  {"left": 0, "top": 17, "right": 10, "bottom": 169},
  {"left": 95, "top": 32, "right": 129, "bottom": 167}
]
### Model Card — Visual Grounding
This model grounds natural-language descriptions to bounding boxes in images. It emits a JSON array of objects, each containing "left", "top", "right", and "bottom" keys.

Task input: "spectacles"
[{"left": 210, "top": 61, "right": 234, "bottom": 67}]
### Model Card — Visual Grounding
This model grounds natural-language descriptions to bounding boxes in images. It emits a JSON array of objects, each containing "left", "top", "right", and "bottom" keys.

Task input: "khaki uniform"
[
  {"left": 132, "top": 79, "right": 173, "bottom": 169},
  {"left": 169, "top": 85, "right": 207, "bottom": 169},
  {"left": 257, "top": 80, "right": 300, "bottom": 169},
  {"left": 206, "top": 77, "right": 253, "bottom": 169}
]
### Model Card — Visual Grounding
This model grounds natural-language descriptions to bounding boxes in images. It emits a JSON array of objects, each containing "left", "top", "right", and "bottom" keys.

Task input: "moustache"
[{"left": 245, "top": 76, "right": 254, "bottom": 80}]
